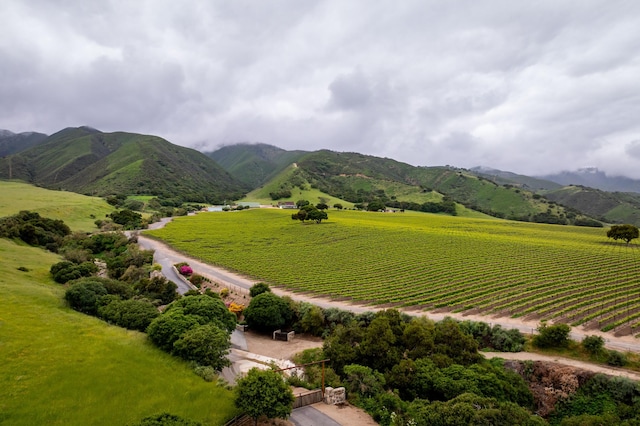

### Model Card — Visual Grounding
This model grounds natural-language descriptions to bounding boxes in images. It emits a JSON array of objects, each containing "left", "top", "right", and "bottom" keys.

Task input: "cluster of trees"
[
  {"left": 146, "top": 294, "right": 236, "bottom": 372},
  {"left": 0, "top": 210, "right": 71, "bottom": 252},
  {"left": 287, "top": 310, "right": 541, "bottom": 425}
]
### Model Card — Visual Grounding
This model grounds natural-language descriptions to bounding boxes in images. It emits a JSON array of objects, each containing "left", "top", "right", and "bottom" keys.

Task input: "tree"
[
  {"left": 109, "top": 209, "right": 144, "bottom": 230},
  {"left": 296, "top": 199, "right": 310, "bottom": 208},
  {"left": 146, "top": 309, "right": 200, "bottom": 352},
  {"left": 607, "top": 224, "right": 639, "bottom": 244},
  {"left": 582, "top": 335, "right": 605, "bottom": 355},
  {"left": 306, "top": 208, "right": 328, "bottom": 223},
  {"left": 243, "top": 292, "right": 292, "bottom": 331},
  {"left": 249, "top": 282, "right": 271, "bottom": 297},
  {"left": 172, "top": 323, "right": 231, "bottom": 371},
  {"left": 367, "top": 200, "right": 386, "bottom": 212},
  {"left": 333, "top": 203, "right": 343, "bottom": 210},
  {"left": 235, "top": 368, "right": 294, "bottom": 426},
  {"left": 316, "top": 203, "right": 329, "bottom": 210},
  {"left": 165, "top": 294, "right": 236, "bottom": 333}
]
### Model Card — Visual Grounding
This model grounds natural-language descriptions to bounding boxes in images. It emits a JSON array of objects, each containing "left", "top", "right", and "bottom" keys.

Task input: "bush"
[
  {"left": 130, "top": 412, "right": 202, "bottom": 426},
  {"left": 165, "top": 294, "right": 236, "bottom": 333},
  {"left": 98, "top": 298, "right": 160, "bottom": 331},
  {"left": 582, "top": 335, "right": 605, "bottom": 355},
  {"left": 189, "top": 274, "right": 205, "bottom": 288},
  {"left": 172, "top": 323, "right": 231, "bottom": 371},
  {"left": 249, "top": 282, "right": 271, "bottom": 297},
  {"left": 64, "top": 280, "right": 108, "bottom": 315},
  {"left": 607, "top": 350, "right": 627, "bottom": 367},
  {"left": 532, "top": 322, "right": 571, "bottom": 348},
  {"left": 146, "top": 309, "right": 200, "bottom": 352},
  {"left": 243, "top": 292, "right": 293, "bottom": 331},
  {"left": 50, "top": 260, "right": 98, "bottom": 283}
]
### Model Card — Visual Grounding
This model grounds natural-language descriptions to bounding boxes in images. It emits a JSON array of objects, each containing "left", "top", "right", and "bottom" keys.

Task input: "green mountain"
[
  {"left": 206, "top": 143, "right": 308, "bottom": 188},
  {"left": 0, "top": 127, "right": 247, "bottom": 203},
  {"left": 0, "top": 129, "right": 48, "bottom": 156},
  {"left": 212, "top": 144, "right": 597, "bottom": 225},
  {"left": 543, "top": 185, "right": 640, "bottom": 225}
]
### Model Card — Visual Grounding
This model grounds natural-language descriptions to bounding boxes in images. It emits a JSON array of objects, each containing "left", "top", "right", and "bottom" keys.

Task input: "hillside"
[
  {"left": 240, "top": 148, "right": 594, "bottom": 225},
  {"left": 206, "top": 142, "right": 308, "bottom": 188},
  {"left": 0, "top": 127, "right": 247, "bottom": 203},
  {"left": 0, "top": 180, "right": 113, "bottom": 231},
  {"left": 0, "top": 129, "right": 48, "bottom": 156},
  {"left": 543, "top": 185, "right": 640, "bottom": 225},
  {"left": 470, "top": 166, "right": 562, "bottom": 191}
]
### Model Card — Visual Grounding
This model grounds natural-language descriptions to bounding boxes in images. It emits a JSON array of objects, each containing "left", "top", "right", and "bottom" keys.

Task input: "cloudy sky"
[{"left": 2, "top": 1, "right": 640, "bottom": 177}]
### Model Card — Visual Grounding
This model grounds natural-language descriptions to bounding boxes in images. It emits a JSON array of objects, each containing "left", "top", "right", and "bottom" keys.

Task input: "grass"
[
  {"left": 0, "top": 238, "right": 236, "bottom": 425},
  {"left": 146, "top": 208, "right": 640, "bottom": 333},
  {"left": 0, "top": 180, "right": 113, "bottom": 232}
]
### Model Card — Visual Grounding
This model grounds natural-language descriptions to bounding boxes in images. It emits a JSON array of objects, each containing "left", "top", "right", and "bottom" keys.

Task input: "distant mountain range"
[{"left": 3, "top": 127, "right": 640, "bottom": 225}]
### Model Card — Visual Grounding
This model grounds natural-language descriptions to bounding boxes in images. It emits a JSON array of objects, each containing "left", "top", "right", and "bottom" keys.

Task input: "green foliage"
[
  {"left": 249, "top": 282, "right": 271, "bottom": 297},
  {"left": 607, "top": 224, "right": 639, "bottom": 244},
  {"left": 459, "top": 320, "right": 525, "bottom": 352},
  {"left": 408, "top": 393, "right": 546, "bottom": 426},
  {"left": 50, "top": 260, "right": 98, "bottom": 283},
  {"left": 129, "top": 412, "right": 202, "bottom": 426},
  {"left": 581, "top": 335, "right": 605, "bottom": 355},
  {"left": 0, "top": 210, "right": 71, "bottom": 251},
  {"left": 97, "top": 298, "right": 159, "bottom": 332},
  {"left": 606, "top": 350, "right": 627, "bottom": 367},
  {"left": 235, "top": 368, "right": 294, "bottom": 423},
  {"left": 552, "top": 374, "right": 640, "bottom": 424},
  {"left": 533, "top": 322, "right": 571, "bottom": 349},
  {"left": 243, "top": 292, "right": 293, "bottom": 331},
  {"left": 134, "top": 276, "right": 178, "bottom": 305},
  {"left": 146, "top": 309, "right": 201, "bottom": 352},
  {"left": 343, "top": 364, "right": 386, "bottom": 399},
  {"left": 172, "top": 324, "right": 231, "bottom": 371},
  {"left": 165, "top": 294, "right": 236, "bottom": 333},
  {"left": 64, "top": 280, "right": 108, "bottom": 315},
  {"left": 109, "top": 209, "right": 144, "bottom": 230}
]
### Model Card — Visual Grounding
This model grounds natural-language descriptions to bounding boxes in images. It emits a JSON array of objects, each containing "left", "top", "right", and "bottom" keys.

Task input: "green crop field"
[
  {"left": 0, "top": 180, "right": 113, "bottom": 231},
  {"left": 0, "top": 239, "right": 236, "bottom": 425},
  {"left": 147, "top": 208, "right": 640, "bottom": 335}
]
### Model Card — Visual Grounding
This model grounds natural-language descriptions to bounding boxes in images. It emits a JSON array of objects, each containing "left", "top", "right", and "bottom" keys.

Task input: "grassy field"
[
  {"left": 0, "top": 180, "right": 113, "bottom": 231},
  {"left": 146, "top": 208, "right": 640, "bottom": 335},
  {"left": 0, "top": 238, "right": 236, "bottom": 425}
]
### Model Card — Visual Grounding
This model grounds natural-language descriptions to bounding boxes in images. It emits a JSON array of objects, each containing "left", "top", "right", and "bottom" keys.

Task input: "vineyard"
[{"left": 146, "top": 209, "right": 640, "bottom": 335}]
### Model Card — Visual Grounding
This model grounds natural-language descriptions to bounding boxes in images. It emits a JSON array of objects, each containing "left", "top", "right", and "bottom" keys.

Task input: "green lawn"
[
  {"left": 0, "top": 180, "right": 113, "bottom": 231},
  {"left": 146, "top": 208, "right": 640, "bottom": 334},
  {"left": 0, "top": 239, "right": 236, "bottom": 425}
]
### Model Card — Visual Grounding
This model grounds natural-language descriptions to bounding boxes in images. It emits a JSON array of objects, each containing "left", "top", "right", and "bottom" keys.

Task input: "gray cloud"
[{"left": 2, "top": 0, "right": 640, "bottom": 177}]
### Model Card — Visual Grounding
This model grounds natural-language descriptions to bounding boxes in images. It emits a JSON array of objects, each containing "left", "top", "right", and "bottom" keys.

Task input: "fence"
[{"left": 292, "top": 389, "right": 323, "bottom": 409}]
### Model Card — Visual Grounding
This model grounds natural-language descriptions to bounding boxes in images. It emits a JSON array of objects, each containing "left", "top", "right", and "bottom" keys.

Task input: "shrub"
[
  {"left": 249, "top": 282, "right": 271, "bottom": 297},
  {"left": 532, "top": 322, "right": 571, "bottom": 348},
  {"left": 146, "top": 309, "right": 200, "bottom": 352},
  {"left": 172, "top": 323, "right": 231, "bottom": 371},
  {"left": 219, "top": 288, "right": 229, "bottom": 298},
  {"left": 582, "top": 335, "right": 605, "bottom": 355},
  {"left": 243, "top": 292, "right": 293, "bottom": 331},
  {"left": 165, "top": 294, "right": 236, "bottom": 333},
  {"left": 97, "top": 298, "right": 159, "bottom": 331},
  {"left": 64, "top": 280, "right": 108, "bottom": 315},
  {"left": 607, "top": 350, "right": 627, "bottom": 367},
  {"left": 179, "top": 265, "right": 193, "bottom": 276},
  {"left": 189, "top": 274, "right": 205, "bottom": 288},
  {"left": 131, "top": 412, "right": 202, "bottom": 426}
]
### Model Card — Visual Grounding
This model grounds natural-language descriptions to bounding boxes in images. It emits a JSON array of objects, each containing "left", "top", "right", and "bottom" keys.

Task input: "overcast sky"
[{"left": 2, "top": 1, "right": 640, "bottom": 177}]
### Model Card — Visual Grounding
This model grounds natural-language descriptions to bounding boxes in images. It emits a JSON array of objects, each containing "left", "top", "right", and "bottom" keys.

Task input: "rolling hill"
[
  {"left": 211, "top": 144, "right": 598, "bottom": 225},
  {"left": 0, "top": 127, "right": 247, "bottom": 203},
  {"left": 206, "top": 142, "right": 308, "bottom": 188},
  {"left": 0, "top": 129, "right": 48, "bottom": 156}
]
